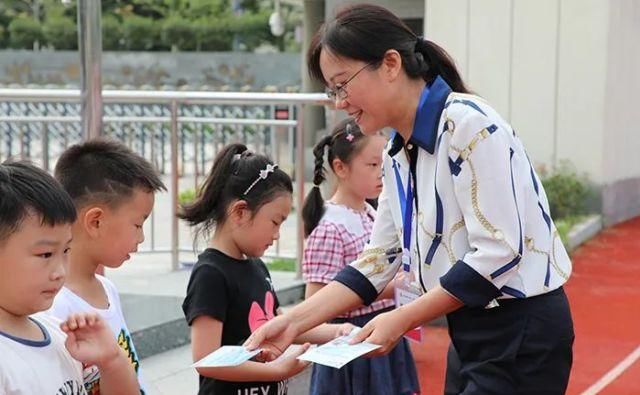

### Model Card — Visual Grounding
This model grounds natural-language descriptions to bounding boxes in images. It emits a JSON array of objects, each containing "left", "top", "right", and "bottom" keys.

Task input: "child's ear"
[
  {"left": 83, "top": 207, "right": 104, "bottom": 238},
  {"left": 332, "top": 158, "right": 349, "bottom": 180},
  {"left": 228, "top": 200, "right": 250, "bottom": 225}
]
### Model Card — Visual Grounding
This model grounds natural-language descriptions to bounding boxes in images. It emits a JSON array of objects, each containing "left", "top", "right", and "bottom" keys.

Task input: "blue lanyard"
[{"left": 392, "top": 159, "right": 413, "bottom": 272}]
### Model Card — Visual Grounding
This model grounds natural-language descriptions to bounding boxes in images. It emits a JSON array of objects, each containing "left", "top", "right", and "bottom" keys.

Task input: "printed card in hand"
[
  {"left": 192, "top": 346, "right": 262, "bottom": 368},
  {"left": 297, "top": 327, "right": 381, "bottom": 369}
]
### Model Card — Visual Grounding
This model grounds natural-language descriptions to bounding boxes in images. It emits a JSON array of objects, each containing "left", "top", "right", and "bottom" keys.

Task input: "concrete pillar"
[
  {"left": 302, "top": 0, "right": 326, "bottom": 158},
  {"left": 78, "top": 0, "right": 103, "bottom": 139}
]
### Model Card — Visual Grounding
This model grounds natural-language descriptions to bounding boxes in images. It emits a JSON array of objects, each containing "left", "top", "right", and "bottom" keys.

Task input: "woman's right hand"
[{"left": 245, "top": 314, "right": 299, "bottom": 361}]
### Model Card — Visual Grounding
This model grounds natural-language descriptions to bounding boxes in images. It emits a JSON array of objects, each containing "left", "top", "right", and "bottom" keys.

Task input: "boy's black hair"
[
  {"left": 0, "top": 161, "right": 77, "bottom": 242},
  {"left": 54, "top": 138, "right": 166, "bottom": 208}
]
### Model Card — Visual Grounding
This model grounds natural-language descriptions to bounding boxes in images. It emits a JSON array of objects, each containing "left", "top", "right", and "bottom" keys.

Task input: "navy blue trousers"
[{"left": 444, "top": 287, "right": 574, "bottom": 395}]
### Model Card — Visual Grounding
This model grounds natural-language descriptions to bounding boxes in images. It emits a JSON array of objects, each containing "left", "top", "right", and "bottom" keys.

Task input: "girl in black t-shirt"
[{"left": 180, "top": 144, "right": 353, "bottom": 395}]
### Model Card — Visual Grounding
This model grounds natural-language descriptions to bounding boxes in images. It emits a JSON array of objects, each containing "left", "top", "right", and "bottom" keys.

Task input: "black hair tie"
[{"left": 414, "top": 35, "right": 427, "bottom": 53}]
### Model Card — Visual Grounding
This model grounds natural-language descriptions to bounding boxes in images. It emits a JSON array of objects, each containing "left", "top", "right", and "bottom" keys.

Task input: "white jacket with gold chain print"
[{"left": 334, "top": 76, "right": 572, "bottom": 308}]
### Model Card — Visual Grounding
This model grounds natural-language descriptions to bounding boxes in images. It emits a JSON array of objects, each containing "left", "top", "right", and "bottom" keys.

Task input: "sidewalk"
[{"left": 141, "top": 345, "right": 314, "bottom": 395}]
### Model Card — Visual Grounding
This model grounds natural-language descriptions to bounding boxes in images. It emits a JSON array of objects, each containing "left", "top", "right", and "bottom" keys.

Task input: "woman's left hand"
[{"left": 349, "top": 308, "right": 410, "bottom": 356}]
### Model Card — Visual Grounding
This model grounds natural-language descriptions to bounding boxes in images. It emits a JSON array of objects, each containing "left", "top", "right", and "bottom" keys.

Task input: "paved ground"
[{"left": 142, "top": 345, "right": 313, "bottom": 395}]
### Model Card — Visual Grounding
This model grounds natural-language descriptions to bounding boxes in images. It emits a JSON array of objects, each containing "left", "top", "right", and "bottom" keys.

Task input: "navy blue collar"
[
  {"left": 388, "top": 75, "right": 452, "bottom": 156},
  {"left": 0, "top": 317, "right": 51, "bottom": 347}
]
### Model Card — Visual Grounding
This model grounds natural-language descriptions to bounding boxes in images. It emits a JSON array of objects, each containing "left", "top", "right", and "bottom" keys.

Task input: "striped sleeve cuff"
[
  {"left": 440, "top": 260, "right": 502, "bottom": 308},
  {"left": 334, "top": 266, "right": 379, "bottom": 306}
]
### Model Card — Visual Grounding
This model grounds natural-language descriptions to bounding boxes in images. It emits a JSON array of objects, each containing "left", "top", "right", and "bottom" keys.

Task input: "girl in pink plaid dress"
[{"left": 302, "top": 119, "right": 420, "bottom": 395}]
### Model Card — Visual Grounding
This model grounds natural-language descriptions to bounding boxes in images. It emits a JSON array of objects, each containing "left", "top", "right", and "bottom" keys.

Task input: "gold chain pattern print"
[
  {"left": 356, "top": 247, "right": 402, "bottom": 277},
  {"left": 525, "top": 235, "right": 569, "bottom": 281}
]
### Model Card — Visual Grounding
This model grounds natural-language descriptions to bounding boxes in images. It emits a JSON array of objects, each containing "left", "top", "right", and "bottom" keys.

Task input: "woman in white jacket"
[{"left": 247, "top": 4, "right": 574, "bottom": 394}]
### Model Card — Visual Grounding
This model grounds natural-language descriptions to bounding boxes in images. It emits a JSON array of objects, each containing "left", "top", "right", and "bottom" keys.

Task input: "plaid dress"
[
  {"left": 303, "top": 202, "right": 420, "bottom": 395},
  {"left": 303, "top": 202, "right": 394, "bottom": 317}
]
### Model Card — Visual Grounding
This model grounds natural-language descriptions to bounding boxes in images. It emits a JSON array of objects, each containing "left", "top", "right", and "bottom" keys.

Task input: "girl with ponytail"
[
  {"left": 301, "top": 119, "right": 419, "bottom": 395},
  {"left": 302, "top": 118, "right": 382, "bottom": 237},
  {"left": 248, "top": 4, "right": 574, "bottom": 395},
  {"left": 180, "top": 144, "right": 353, "bottom": 395}
]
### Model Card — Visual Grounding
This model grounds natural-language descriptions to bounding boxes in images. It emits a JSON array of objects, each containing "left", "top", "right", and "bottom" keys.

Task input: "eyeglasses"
[{"left": 326, "top": 62, "right": 375, "bottom": 102}]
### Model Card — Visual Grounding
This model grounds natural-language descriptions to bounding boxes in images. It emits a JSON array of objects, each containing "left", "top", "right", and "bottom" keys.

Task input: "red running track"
[{"left": 411, "top": 216, "right": 640, "bottom": 395}]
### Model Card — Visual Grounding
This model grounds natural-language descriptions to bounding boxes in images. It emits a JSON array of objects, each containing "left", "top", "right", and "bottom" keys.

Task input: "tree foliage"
[
  {"left": 8, "top": 16, "right": 42, "bottom": 49},
  {"left": 0, "top": 0, "right": 301, "bottom": 51}
]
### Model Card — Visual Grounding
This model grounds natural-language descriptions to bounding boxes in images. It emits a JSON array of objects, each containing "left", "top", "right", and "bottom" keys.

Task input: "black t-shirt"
[{"left": 182, "top": 248, "right": 286, "bottom": 395}]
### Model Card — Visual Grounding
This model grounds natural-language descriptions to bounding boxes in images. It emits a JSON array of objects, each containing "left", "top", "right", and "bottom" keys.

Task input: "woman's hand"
[
  {"left": 244, "top": 315, "right": 299, "bottom": 362},
  {"left": 348, "top": 309, "right": 410, "bottom": 356}
]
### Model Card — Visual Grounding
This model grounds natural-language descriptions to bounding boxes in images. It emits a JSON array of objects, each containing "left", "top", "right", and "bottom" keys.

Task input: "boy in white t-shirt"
[
  {"left": 0, "top": 161, "right": 138, "bottom": 395},
  {"left": 48, "top": 138, "right": 166, "bottom": 395}
]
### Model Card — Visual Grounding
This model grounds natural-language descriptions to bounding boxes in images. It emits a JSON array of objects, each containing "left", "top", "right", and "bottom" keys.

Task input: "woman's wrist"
[
  {"left": 287, "top": 303, "right": 316, "bottom": 337},
  {"left": 394, "top": 285, "right": 463, "bottom": 333},
  {"left": 393, "top": 305, "right": 417, "bottom": 334}
]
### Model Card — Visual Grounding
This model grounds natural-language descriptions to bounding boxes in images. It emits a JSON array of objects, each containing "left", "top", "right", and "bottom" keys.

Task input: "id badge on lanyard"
[{"left": 392, "top": 158, "right": 424, "bottom": 343}]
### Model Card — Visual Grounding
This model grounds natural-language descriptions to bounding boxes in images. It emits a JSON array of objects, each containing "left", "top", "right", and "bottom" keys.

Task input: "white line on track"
[{"left": 580, "top": 345, "right": 640, "bottom": 395}]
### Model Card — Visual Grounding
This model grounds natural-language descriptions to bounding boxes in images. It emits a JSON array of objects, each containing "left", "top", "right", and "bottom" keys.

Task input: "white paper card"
[
  {"left": 297, "top": 328, "right": 381, "bottom": 369},
  {"left": 192, "top": 346, "right": 262, "bottom": 368}
]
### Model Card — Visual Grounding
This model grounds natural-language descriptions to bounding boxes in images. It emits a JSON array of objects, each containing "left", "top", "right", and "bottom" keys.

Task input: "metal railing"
[{"left": 0, "top": 88, "right": 331, "bottom": 275}]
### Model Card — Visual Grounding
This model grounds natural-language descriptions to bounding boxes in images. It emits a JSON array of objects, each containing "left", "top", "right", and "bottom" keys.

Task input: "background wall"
[{"left": 424, "top": 0, "right": 639, "bottom": 224}]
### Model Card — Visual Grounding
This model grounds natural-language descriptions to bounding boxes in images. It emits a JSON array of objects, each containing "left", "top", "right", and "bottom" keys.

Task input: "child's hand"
[
  {"left": 334, "top": 323, "right": 356, "bottom": 338},
  {"left": 268, "top": 343, "right": 311, "bottom": 380},
  {"left": 61, "top": 313, "right": 123, "bottom": 369}
]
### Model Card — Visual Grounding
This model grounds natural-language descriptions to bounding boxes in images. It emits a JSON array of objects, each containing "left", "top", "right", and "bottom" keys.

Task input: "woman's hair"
[
  {"left": 179, "top": 143, "right": 293, "bottom": 241},
  {"left": 302, "top": 118, "right": 370, "bottom": 237},
  {"left": 307, "top": 3, "right": 469, "bottom": 93}
]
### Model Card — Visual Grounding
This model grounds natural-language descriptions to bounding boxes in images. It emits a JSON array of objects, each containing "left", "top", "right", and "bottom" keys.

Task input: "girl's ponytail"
[
  {"left": 302, "top": 136, "right": 332, "bottom": 237},
  {"left": 178, "top": 143, "right": 248, "bottom": 238}
]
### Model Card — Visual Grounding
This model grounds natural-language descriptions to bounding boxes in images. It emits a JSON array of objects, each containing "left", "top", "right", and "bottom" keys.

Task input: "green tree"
[
  {"left": 8, "top": 16, "right": 41, "bottom": 49},
  {"left": 231, "top": 11, "right": 271, "bottom": 51},
  {"left": 122, "top": 15, "right": 159, "bottom": 50},
  {"left": 182, "top": 0, "right": 228, "bottom": 19},
  {"left": 0, "top": 24, "right": 6, "bottom": 48},
  {"left": 161, "top": 15, "right": 196, "bottom": 51},
  {"left": 0, "top": 0, "right": 45, "bottom": 20},
  {"left": 1, "top": 0, "right": 301, "bottom": 52},
  {"left": 42, "top": 15, "right": 76, "bottom": 50},
  {"left": 102, "top": 14, "right": 123, "bottom": 50},
  {"left": 196, "top": 17, "right": 233, "bottom": 51}
]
